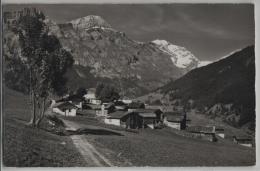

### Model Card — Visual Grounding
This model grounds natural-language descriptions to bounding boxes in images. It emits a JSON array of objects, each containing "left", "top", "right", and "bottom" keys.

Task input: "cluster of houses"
[{"left": 50, "top": 88, "right": 253, "bottom": 147}]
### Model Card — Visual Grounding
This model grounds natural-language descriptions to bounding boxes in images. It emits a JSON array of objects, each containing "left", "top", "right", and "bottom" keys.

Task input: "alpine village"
[{"left": 3, "top": 7, "right": 256, "bottom": 167}]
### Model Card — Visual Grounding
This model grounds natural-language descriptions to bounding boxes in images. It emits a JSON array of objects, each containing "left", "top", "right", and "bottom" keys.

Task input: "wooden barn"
[
  {"left": 186, "top": 126, "right": 217, "bottom": 142},
  {"left": 104, "top": 109, "right": 163, "bottom": 129},
  {"left": 163, "top": 111, "right": 187, "bottom": 130},
  {"left": 68, "top": 96, "right": 83, "bottom": 109},
  {"left": 114, "top": 101, "right": 128, "bottom": 111},
  {"left": 104, "top": 111, "right": 129, "bottom": 126},
  {"left": 215, "top": 126, "right": 225, "bottom": 138},
  {"left": 53, "top": 101, "right": 78, "bottom": 117},
  {"left": 233, "top": 136, "right": 253, "bottom": 147},
  {"left": 128, "top": 102, "right": 145, "bottom": 112},
  {"left": 135, "top": 109, "right": 163, "bottom": 129}
]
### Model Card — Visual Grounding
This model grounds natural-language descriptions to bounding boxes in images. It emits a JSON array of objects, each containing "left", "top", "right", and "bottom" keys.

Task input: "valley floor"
[{"left": 3, "top": 88, "right": 256, "bottom": 167}]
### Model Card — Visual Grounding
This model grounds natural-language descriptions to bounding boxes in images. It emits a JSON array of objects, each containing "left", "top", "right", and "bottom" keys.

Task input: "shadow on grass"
[{"left": 67, "top": 128, "right": 124, "bottom": 136}]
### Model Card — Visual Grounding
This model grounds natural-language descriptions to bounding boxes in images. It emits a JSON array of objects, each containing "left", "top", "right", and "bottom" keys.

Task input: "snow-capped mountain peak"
[
  {"left": 69, "top": 15, "right": 111, "bottom": 30},
  {"left": 152, "top": 39, "right": 200, "bottom": 69}
]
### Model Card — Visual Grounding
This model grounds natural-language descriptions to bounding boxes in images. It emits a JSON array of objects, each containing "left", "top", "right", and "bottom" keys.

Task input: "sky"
[{"left": 4, "top": 4, "right": 255, "bottom": 61}]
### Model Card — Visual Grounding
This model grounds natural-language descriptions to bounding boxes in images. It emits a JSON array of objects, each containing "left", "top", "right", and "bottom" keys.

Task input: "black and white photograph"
[{"left": 1, "top": 0, "right": 257, "bottom": 167}]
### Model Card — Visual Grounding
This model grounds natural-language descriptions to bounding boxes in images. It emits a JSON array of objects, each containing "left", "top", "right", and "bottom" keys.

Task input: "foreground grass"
[
  {"left": 65, "top": 115, "right": 256, "bottom": 166},
  {"left": 3, "top": 88, "right": 85, "bottom": 167}
]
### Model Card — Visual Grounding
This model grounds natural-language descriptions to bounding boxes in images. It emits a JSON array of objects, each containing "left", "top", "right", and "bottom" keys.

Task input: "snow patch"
[
  {"left": 152, "top": 39, "right": 199, "bottom": 69},
  {"left": 219, "top": 48, "right": 242, "bottom": 60},
  {"left": 197, "top": 61, "right": 212, "bottom": 67}
]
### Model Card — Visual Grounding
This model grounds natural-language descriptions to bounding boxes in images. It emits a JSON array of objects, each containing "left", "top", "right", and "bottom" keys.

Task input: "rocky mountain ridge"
[
  {"left": 3, "top": 9, "right": 209, "bottom": 97},
  {"left": 43, "top": 15, "right": 203, "bottom": 96}
]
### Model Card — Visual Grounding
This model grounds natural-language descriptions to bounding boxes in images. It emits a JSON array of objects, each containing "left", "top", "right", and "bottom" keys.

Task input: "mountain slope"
[
  {"left": 4, "top": 8, "right": 201, "bottom": 97},
  {"left": 45, "top": 15, "right": 201, "bottom": 96},
  {"left": 161, "top": 46, "right": 255, "bottom": 128}
]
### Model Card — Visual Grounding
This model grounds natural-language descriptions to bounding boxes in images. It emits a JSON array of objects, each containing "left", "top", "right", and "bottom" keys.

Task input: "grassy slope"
[
  {"left": 3, "top": 87, "right": 85, "bottom": 167},
  {"left": 64, "top": 115, "right": 256, "bottom": 166}
]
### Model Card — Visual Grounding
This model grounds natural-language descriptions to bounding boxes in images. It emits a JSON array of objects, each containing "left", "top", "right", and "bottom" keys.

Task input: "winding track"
[{"left": 62, "top": 119, "right": 114, "bottom": 167}]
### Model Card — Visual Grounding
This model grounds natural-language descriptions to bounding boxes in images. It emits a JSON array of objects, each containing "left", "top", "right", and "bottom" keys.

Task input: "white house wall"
[
  {"left": 239, "top": 143, "right": 252, "bottom": 148},
  {"left": 53, "top": 107, "right": 65, "bottom": 116},
  {"left": 53, "top": 108, "right": 77, "bottom": 117},
  {"left": 68, "top": 109, "right": 77, "bottom": 117},
  {"left": 104, "top": 118, "right": 121, "bottom": 126},
  {"left": 75, "top": 102, "right": 82, "bottom": 109},
  {"left": 217, "top": 133, "right": 225, "bottom": 138},
  {"left": 165, "top": 121, "right": 181, "bottom": 130}
]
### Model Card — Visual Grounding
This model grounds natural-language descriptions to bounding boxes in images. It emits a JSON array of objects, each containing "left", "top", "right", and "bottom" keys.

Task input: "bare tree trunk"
[
  {"left": 29, "top": 91, "right": 36, "bottom": 127},
  {"left": 35, "top": 97, "right": 46, "bottom": 128},
  {"left": 28, "top": 69, "right": 36, "bottom": 127}
]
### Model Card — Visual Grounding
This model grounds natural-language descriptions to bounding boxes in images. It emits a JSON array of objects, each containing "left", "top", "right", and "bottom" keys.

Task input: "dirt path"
[{"left": 62, "top": 119, "right": 114, "bottom": 167}]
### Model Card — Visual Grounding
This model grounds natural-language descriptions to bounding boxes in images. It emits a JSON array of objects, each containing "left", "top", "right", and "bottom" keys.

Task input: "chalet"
[
  {"left": 68, "top": 96, "right": 83, "bottom": 109},
  {"left": 145, "top": 105, "right": 163, "bottom": 110},
  {"left": 122, "top": 99, "right": 132, "bottom": 104},
  {"left": 135, "top": 109, "right": 163, "bottom": 129},
  {"left": 128, "top": 102, "right": 145, "bottom": 112},
  {"left": 53, "top": 101, "right": 78, "bottom": 117},
  {"left": 104, "top": 109, "right": 163, "bottom": 129},
  {"left": 135, "top": 109, "right": 163, "bottom": 120},
  {"left": 163, "top": 112, "right": 187, "bottom": 130},
  {"left": 85, "top": 104, "right": 102, "bottom": 115},
  {"left": 84, "top": 88, "right": 101, "bottom": 105},
  {"left": 186, "top": 126, "right": 217, "bottom": 142},
  {"left": 104, "top": 111, "right": 129, "bottom": 126},
  {"left": 119, "top": 97, "right": 133, "bottom": 104},
  {"left": 233, "top": 136, "right": 253, "bottom": 147},
  {"left": 138, "top": 112, "right": 157, "bottom": 129},
  {"left": 96, "top": 103, "right": 115, "bottom": 116},
  {"left": 215, "top": 126, "right": 225, "bottom": 138},
  {"left": 114, "top": 101, "right": 128, "bottom": 111}
]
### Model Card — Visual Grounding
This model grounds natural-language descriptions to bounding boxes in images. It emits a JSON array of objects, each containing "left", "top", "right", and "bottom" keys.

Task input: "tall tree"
[{"left": 6, "top": 8, "right": 74, "bottom": 127}]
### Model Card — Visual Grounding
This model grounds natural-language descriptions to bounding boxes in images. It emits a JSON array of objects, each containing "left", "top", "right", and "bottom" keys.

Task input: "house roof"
[
  {"left": 145, "top": 105, "right": 163, "bottom": 110},
  {"left": 56, "top": 102, "right": 78, "bottom": 111},
  {"left": 68, "top": 95, "right": 83, "bottom": 103},
  {"left": 234, "top": 135, "right": 252, "bottom": 141},
  {"left": 215, "top": 126, "right": 224, "bottom": 132},
  {"left": 84, "top": 93, "right": 96, "bottom": 99},
  {"left": 104, "top": 103, "right": 115, "bottom": 109},
  {"left": 139, "top": 113, "right": 157, "bottom": 118},
  {"left": 166, "top": 115, "right": 183, "bottom": 122},
  {"left": 135, "top": 109, "right": 162, "bottom": 114},
  {"left": 128, "top": 102, "right": 145, "bottom": 109},
  {"left": 186, "top": 126, "right": 215, "bottom": 133},
  {"left": 164, "top": 111, "right": 183, "bottom": 116},
  {"left": 164, "top": 111, "right": 185, "bottom": 122},
  {"left": 52, "top": 101, "right": 64, "bottom": 108},
  {"left": 115, "top": 105, "right": 128, "bottom": 110},
  {"left": 114, "top": 101, "right": 127, "bottom": 106},
  {"left": 107, "top": 111, "right": 129, "bottom": 119}
]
